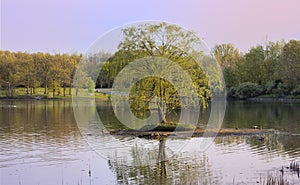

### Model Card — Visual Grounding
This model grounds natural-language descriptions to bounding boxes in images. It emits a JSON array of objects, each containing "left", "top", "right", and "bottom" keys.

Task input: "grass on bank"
[
  {"left": 3, "top": 87, "right": 300, "bottom": 100},
  {"left": 0, "top": 87, "right": 109, "bottom": 99}
]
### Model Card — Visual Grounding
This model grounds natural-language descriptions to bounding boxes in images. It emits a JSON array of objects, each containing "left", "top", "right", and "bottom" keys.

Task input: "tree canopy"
[
  {"left": 0, "top": 37, "right": 300, "bottom": 101},
  {"left": 106, "top": 23, "right": 212, "bottom": 124},
  {"left": 0, "top": 51, "right": 80, "bottom": 97}
]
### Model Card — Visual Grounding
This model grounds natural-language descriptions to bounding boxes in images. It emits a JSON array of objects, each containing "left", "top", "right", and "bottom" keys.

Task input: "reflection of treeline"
[{"left": 213, "top": 40, "right": 300, "bottom": 99}]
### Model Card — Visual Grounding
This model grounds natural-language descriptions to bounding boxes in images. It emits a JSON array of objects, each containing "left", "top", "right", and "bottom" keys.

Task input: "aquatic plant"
[
  {"left": 289, "top": 161, "right": 299, "bottom": 172},
  {"left": 265, "top": 174, "right": 288, "bottom": 185}
]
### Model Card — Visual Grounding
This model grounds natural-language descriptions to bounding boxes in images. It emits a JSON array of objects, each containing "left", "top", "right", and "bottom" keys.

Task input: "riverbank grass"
[{"left": 0, "top": 87, "right": 109, "bottom": 100}]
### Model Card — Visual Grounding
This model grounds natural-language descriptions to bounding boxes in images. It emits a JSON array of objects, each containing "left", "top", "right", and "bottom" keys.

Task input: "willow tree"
[{"left": 114, "top": 22, "right": 211, "bottom": 124}]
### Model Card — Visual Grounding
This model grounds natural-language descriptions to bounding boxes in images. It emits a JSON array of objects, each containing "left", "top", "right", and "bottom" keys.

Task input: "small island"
[{"left": 109, "top": 125, "right": 275, "bottom": 140}]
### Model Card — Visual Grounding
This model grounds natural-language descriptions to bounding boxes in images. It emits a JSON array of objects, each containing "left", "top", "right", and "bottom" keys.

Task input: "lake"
[{"left": 0, "top": 99, "right": 300, "bottom": 184}]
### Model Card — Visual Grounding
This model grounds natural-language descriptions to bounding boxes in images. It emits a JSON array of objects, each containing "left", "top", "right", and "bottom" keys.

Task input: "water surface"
[{"left": 0, "top": 100, "right": 299, "bottom": 184}]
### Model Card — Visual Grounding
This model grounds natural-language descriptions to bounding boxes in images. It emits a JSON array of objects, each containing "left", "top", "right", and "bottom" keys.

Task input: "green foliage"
[
  {"left": 220, "top": 40, "right": 300, "bottom": 99},
  {"left": 223, "top": 67, "right": 239, "bottom": 88},
  {"left": 98, "top": 50, "right": 134, "bottom": 88},
  {"left": 291, "top": 85, "right": 300, "bottom": 96},
  {"left": 154, "top": 123, "right": 196, "bottom": 131},
  {"left": 140, "top": 122, "right": 196, "bottom": 132},
  {"left": 240, "top": 46, "right": 266, "bottom": 84},
  {"left": 212, "top": 43, "right": 240, "bottom": 69},
  {"left": 73, "top": 52, "right": 110, "bottom": 95},
  {"left": 111, "top": 22, "right": 212, "bottom": 123},
  {"left": 1, "top": 38, "right": 300, "bottom": 100},
  {"left": 270, "top": 82, "right": 291, "bottom": 97},
  {"left": 265, "top": 81, "right": 276, "bottom": 94},
  {"left": 0, "top": 51, "right": 20, "bottom": 96},
  {"left": 73, "top": 68, "right": 94, "bottom": 95},
  {"left": 264, "top": 81, "right": 290, "bottom": 97},
  {"left": 0, "top": 50, "right": 80, "bottom": 97},
  {"left": 279, "top": 40, "right": 300, "bottom": 88},
  {"left": 228, "top": 82, "right": 264, "bottom": 99},
  {"left": 87, "top": 79, "right": 95, "bottom": 93},
  {"left": 212, "top": 44, "right": 241, "bottom": 88},
  {"left": 235, "top": 41, "right": 284, "bottom": 86}
]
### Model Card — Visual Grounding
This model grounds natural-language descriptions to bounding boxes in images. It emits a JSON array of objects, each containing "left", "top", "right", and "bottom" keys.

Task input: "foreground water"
[{"left": 0, "top": 99, "right": 299, "bottom": 184}]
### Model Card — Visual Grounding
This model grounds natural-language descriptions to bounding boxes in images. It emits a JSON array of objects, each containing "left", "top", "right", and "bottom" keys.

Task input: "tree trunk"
[
  {"left": 7, "top": 83, "right": 11, "bottom": 97},
  {"left": 76, "top": 87, "right": 78, "bottom": 96},
  {"left": 32, "top": 79, "right": 35, "bottom": 95},
  {"left": 57, "top": 85, "right": 60, "bottom": 96},
  {"left": 108, "top": 79, "right": 111, "bottom": 88},
  {"left": 44, "top": 79, "right": 48, "bottom": 95},
  {"left": 158, "top": 106, "right": 167, "bottom": 124},
  {"left": 158, "top": 139, "right": 167, "bottom": 179},
  {"left": 63, "top": 82, "right": 66, "bottom": 97},
  {"left": 7, "top": 83, "right": 15, "bottom": 97},
  {"left": 26, "top": 80, "right": 29, "bottom": 95},
  {"left": 158, "top": 139, "right": 166, "bottom": 161},
  {"left": 69, "top": 81, "right": 72, "bottom": 95},
  {"left": 157, "top": 80, "right": 167, "bottom": 124}
]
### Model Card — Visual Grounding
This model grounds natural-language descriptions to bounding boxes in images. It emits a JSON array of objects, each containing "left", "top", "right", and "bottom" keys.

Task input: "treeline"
[
  {"left": 0, "top": 51, "right": 81, "bottom": 97},
  {"left": 213, "top": 40, "right": 300, "bottom": 99},
  {"left": 1, "top": 39, "right": 300, "bottom": 99}
]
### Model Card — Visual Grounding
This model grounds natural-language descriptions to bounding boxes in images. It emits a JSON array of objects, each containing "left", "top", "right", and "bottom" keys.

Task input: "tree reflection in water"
[{"left": 108, "top": 138, "right": 220, "bottom": 185}]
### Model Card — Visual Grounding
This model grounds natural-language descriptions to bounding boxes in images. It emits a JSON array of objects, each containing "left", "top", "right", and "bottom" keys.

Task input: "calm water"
[{"left": 0, "top": 99, "right": 300, "bottom": 184}]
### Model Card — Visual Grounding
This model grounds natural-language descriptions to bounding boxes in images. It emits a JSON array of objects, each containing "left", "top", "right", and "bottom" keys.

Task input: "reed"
[
  {"left": 265, "top": 174, "right": 287, "bottom": 185},
  {"left": 289, "top": 161, "right": 300, "bottom": 172}
]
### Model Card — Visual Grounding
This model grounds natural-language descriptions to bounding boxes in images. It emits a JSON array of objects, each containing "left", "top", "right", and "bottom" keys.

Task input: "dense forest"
[
  {"left": 214, "top": 40, "right": 300, "bottom": 99},
  {"left": 0, "top": 39, "right": 300, "bottom": 99}
]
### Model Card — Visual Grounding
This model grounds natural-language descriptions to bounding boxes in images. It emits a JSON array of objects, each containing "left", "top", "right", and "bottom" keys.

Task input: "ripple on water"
[{"left": 1, "top": 100, "right": 300, "bottom": 184}]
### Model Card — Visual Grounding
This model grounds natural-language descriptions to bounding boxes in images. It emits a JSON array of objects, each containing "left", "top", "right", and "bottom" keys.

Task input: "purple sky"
[{"left": 1, "top": 0, "right": 300, "bottom": 53}]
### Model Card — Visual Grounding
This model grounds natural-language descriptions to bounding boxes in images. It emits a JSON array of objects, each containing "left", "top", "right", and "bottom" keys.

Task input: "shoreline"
[
  {"left": 1, "top": 95, "right": 300, "bottom": 102},
  {"left": 110, "top": 128, "right": 275, "bottom": 139},
  {"left": 246, "top": 97, "right": 300, "bottom": 102},
  {"left": 0, "top": 94, "right": 109, "bottom": 100}
]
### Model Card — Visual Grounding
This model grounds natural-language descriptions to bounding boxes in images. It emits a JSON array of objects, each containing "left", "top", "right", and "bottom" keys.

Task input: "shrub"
[
  {"left": 271, "top": 82, "right": 291, "bottom": 96},
  {"left": 140, "top": 122, "right": 196, "bottom": 132},
  {"left": 291, "top": 85, "right": 300, "bottom": 96},
  {"left": 265, "top": 82, "right": 276, "bottom": 94},
  {"left": 228, "top": 82, "right": 264, "bottom": 99},
  {"left": 87, "top": 79, "right": 95, "bottom": 93}
]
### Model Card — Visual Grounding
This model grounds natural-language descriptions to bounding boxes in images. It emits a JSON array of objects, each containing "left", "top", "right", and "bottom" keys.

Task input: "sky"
[{"left": 1, "top": 0, "right": 300, "bottom": 53}]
